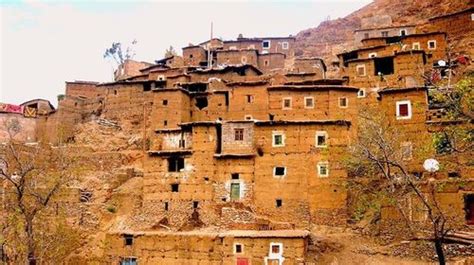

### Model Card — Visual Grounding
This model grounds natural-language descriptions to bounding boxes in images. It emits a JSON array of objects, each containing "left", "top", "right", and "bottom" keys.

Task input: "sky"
[{"left": 0, "top": 0, "right": 371, "bottom": 106}]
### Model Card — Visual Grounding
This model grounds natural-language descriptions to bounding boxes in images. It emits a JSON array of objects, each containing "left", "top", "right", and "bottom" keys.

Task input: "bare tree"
[
  {"left": 103, "top": 39, "right": 137, "bottom": 68},
  {"left": 345, "top": 108, "right": 452, "bottom": 265},
  {"left": 0, "top": 118, "right": 80, "bottom": 264}
]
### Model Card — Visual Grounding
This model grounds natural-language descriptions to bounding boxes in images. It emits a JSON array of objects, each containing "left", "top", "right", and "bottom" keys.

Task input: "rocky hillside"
[{"left": 295, "top": 0, "right": 473, "bottom": 62}]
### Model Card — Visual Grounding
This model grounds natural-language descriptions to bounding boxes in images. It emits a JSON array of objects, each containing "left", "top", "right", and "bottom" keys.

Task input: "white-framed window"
[
  {"left": 412, "top": 42, "right": 421, "bottom": 50},
  {"left": 357, "top": 88, "right": 366, "bottom": 98},
  {"left": 120, "top": 257, "right": 137, "bottom": 265},
  {"left": 304, "top": 97, "right": 314, "bottom": 108},
  {"left": 241, "top": 56, "right": 247, "bottom": 64},
  {"left": 317, "top": 162, "right": 329, "bottom": 177},
  {"left": 282, "top": 97, "right": 292, "bottom": 109},
  {"left": 262, "top": 40, "right": 271, "bottom": 49},
  {"left": 428, "top": 40, "right": 437, "bottom": 50},
  {"left": 356, "top": 64, "right": 366, "bottom": 76},
  {"left": 244, "top": 115, "right": 253, "bottom": 120},
  {"left": 368, "top": 52, "right": 377, "bottom": 58},
  {"left": 272, "top": 131, "right": 285, "bottom": 147},
  {"left": 471, "top": 13, "right": 474, "bottom": 21},
  {"left": 400, "top": 29, "right": 407, "bottom": 36},
  {"left": 315, "top": 131, "right": 328, "bottom": 148},
  {"left": 273, "top": 166, "right": 286, "bottom": 178},
  {"left": 269, "top": 242, "right": 284, "bottom": 258},
  {"left": 234, "top": 243, "right": 244, "bottom": 254},
  {"left": 396, "top": 100, "right": 412, "bottom": 120},
  {"left": 338, "top": 97, "right": 348, "bottom": 108},
  {"left": 401, "top": 141, "right": 413, "bottom": 160},
  {"left": 281, "top": 42, "right": 289, "bottom": 50}
]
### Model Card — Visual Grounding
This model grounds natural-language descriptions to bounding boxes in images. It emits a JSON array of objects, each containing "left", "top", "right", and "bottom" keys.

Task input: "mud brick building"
[{"left": 353, "top": 24, "right": 417, "bottom": 46}]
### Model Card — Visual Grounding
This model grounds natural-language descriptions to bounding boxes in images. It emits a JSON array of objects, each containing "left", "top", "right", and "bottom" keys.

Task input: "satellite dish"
[
  {"left": 423, "top": 159, "right": 440, "bottom": 172},
  {"left": 438, "top": 60, "right": 446, "bottom": 67}
]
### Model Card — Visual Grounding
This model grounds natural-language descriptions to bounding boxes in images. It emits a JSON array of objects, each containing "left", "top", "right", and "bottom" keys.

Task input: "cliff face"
[{"left": 295, "top": 0, "right": 473, "bottom": 61}]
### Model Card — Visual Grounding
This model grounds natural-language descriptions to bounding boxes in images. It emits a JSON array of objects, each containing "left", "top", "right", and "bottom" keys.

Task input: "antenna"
[{"left": 208, "top": 22, "right": 213, "bottom": 69}]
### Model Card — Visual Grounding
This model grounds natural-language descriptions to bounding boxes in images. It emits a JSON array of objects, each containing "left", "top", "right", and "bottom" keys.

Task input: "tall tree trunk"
[
  {"left": 25, "top": 217, "right": 36, "bottom": 265},
  {"left": 434, "top": 238, "right": 446, "bottom": 265}
]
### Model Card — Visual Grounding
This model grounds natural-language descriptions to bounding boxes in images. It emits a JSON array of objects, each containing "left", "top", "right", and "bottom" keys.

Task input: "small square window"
[
  {"left": 244, "top": 115, "right": 253, "bottom": 120},
  {"left": 120, "top": 257, "right": 137, "bottom": 265},
  {"left": 171, "top": 184, "right": 179, "bottom": 192},
  {"left": 281, "top": 42, "right": 289, "bottom": 50},
  {"left": 364, "top": 33, "right": 369, "bottom": 39},
  {"left": 356, "top": 65, "right": 366, "bottom": 76},
  {"left": 304, "top": 97, "right": 314, "bottom": 108},
  {"left": 282, "top": 97, "right": 292, "bottom": 109},
  {"left": 234, "top": 128, "right": 244, "bottom": 141},
  {"left": 246, "top": 95, "right": 254, "bottom": 103},
  {"left": 412, "top": 42, "right": 420, "bottom": 50},
  {"left": 271, "top": 244, "right": 281, "bottom": 254},
  {"left": 318, "top": 162, "right": 329, "bottom": 177},
  {"left": 124, "top": 235, "right": 133, "bottom": 246},
  {"left": 193, "top": 201, "right": 199, "bottom": 209},
  {"left": 357, "top": 89, "right": 366, "bottom": 98},
  {"left": 164, "top": 120, "right": 168, "bottom": 126},
  {"left": 276, "top": 199, "right": 282, "bottom": 208},
  {"left": 368, "top": 52, "right": 377, "bottom": 58},
  {"left": 163, "top": 99, "right": 168, "bottom": 105},
  {"left": 241, "top": 56, "right": 247, "bottom": 64},
  {"left": 231, "top": 173, "right": 239, "bottom": 180},
  {"left": 264, "top": 60, "right": 269, "bottom": 66},
  {"left": 272, "top": 132, "right": 285, "bottom": 147},
  {"left": 339, "top": 97, "right": 348, "bottom": 108},
  {"left": 168, "top": 157, "right": 185, "bottom": 172},
  {"left": 262, "top": 40, "right": 271, "bottom": 49},
  {"left": 428, "top": 40, "right": 436, "bottom": 50},
  {"left": 315, "top": 131, "right": 327, "bottom": 148},
  {"left": 381, "top": 31, "right": 389, "bottom": 37},
  {"left": 234, "top": 243, "right": 243, "bottom": 254},
  {"left": 400, "top": 29, "right": 407, "bottom": 36},
  {"left": 396, "top": 100, "right": 412, "bottom": 120},
  {"left": 273, "top": 167, "right": 286, "bottom": 177}
]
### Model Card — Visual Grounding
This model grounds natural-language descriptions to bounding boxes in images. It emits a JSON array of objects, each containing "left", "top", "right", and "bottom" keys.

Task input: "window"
[
  {"left": 189, "top": 54, "right": 193, "bottom": 58},
  {"left": 281, "top": 42, "right": 289, "bottom": 50},
  {"left": 357, "top": 89, "right": 366, "bottom": 98},
  {"left": 374, "top": 57, "right": 394, "bottom": 75},
  {"left": 282, "top": 97, "right": 292, "bottom": 109},
  {"left": 269, "top": 242, "right": 283, "bottom": 257},
  {"left": 273, "top": 166, "right": 286, "bottom": 177},
  {"left": 163, "top": 120, "right": 168, "bottom": 126},
  {"left": 234, "top": 243, "right": 243, "bottom": 254},
  {"left": 368, "top": 52, "right": 377, "bottom": 58},
  {"left": 264, "top": 60, "right": 269, "bottom": 66},
  {"left": 400, "top": 29, "right": 407, "bottom": 36},
  {"left": 412, "top": 42, "right": 421, "bottom": 50},
  {"left": 163, "top": 99, "right": 168, "bottom": 105},
  {"left": 231, "top": 173, "right": 239, "bottom": 180},
  {"left": 164, "top": 201, "right": 169, "bottom": 211},
  {"left": 396, "top": 100, "right": 412, "bottom": 120},
  {"left": 246, "top": 95, "right": 254, "bottom": 103},
  {"left": 356, "top": 64, "right": 366, "bottom": 76},
  {"left": 304, "top": 97, "right": 314, "bottom": 108},
  {"left": 143, "top": 83, "right": 151, "bottom": 91},
  {"left": 241, "top": 56, "right": 247, "bottom": 64},
  {"left": 364, "top": 33, "right": 369, "bottom": 39},
  {"left": 230, "top": 183, "right": 240, "bottom": 200},
  {"left": 234, "top": 128, "right": 244, "bottom": 141},
  {"left": 276, "top": 199, "right": 282, "bottom": 208},
  {"left": 262, "top": 40, "right": 271, "bottom": 49},
  {"left": 124, "top": 234, "right": 133, "bottom": 246},
  {"left": 401, "top": 142, "right": 413, "bottom": 160},
  {"left": 315, "top": 131, "right": 327, "bottom": 148},
  {"left": 272, "top": 131, "right": 285, "bottom": 147},
  {"left": 171, "top": 184, "right": 179, "bottom": 192},
  {"left": 120, "top": 257, "right": 137, "bottom": 265},
  {"left": 317, "top": 162, "right": 329, "bottom": 177},
  {"left": 381, "top": 31, "right": 389, "bottom": 37},
  {"left": 339, "top": 97, "right": 348, "bottom": 108},
  {"left": 244, "top": 115, "right": 253, "bottom": 120},
  {"left": 193, "top": 201, "right": 199, "bottom": 209},
  {"left": 428, "top": 40, "right": 437, "bottom": 50},
  {"left": 179, "top": 139, "right": 186, "bottom": 148},
  {"left": 168, "top": 157, "right": 185, "bottom": 172}
]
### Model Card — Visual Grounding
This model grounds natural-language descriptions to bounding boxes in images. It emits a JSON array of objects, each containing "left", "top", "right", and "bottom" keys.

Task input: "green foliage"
[
  {"left": 106, "top": 205, "right": 117, "bottom": 213},
  {"left": 164, "top": 45, "right": 177, "bottom": 58}
]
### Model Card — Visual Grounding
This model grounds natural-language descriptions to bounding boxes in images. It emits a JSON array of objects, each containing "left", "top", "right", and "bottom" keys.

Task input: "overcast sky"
[{"left": 0, "top": 0, "right": 371, "bottom": 106}]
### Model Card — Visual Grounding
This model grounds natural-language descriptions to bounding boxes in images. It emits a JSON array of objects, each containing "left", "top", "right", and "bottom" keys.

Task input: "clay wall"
[
  {"left": 216, "top": 50, "right": 258, "bottom": 66},
  {"left": 183, "top": 46, "right": 208, "bottom": 66},
  {"left": 103, "top": 232, "right": 307, "bottom": 265},
  {"left": 257, "top": 53, "right": 286, "bottom": 73},
  {"left": 226, "top": 84, "right": 269, "bottom": 121},
  {"left": 0, "top": 113, "right": 37, "bottom": 143},
  {"left": 354, "top": 26, "right": 416, "bottom": 45}
]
